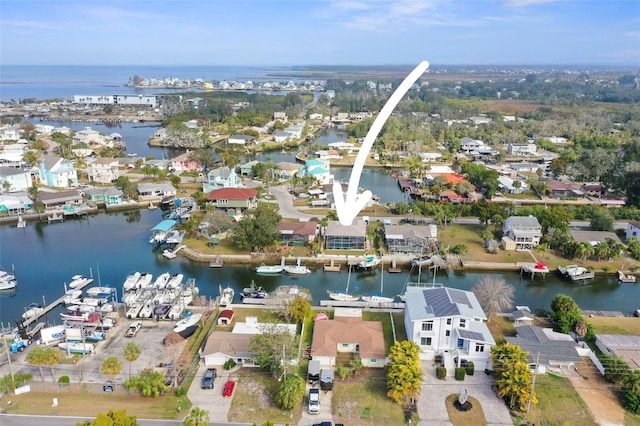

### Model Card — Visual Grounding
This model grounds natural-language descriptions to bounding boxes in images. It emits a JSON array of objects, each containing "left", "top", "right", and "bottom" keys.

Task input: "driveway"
[
  {"left": 187, "top": 363, "right": 236, "bottom": 422},
  {"left": 297, "top": 381, "right": 333, "bottom": 426},
  {"left": 417, "top": 361, "right": 512, "bottom": 426}
]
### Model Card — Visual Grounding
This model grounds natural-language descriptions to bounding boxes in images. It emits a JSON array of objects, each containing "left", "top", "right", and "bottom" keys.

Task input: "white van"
[{"left": 308, "top": 388, "right": 320, "bottom": 414}]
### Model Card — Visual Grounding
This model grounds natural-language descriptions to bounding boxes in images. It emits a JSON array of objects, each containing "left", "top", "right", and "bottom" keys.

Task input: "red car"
[{"left": 222, "top": 380, "right": 235, "bottom": 397}]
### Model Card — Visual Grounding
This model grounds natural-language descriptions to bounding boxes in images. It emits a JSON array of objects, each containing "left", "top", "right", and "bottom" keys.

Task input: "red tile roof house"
[
  {"left": 310, "top": 308, "right": 387, "bottom": 368},
  {"left": 207, "top": 188, "right": 258, "bottom": 213},
  {"left": 170, "top": 150, "right": 202, "bottom": 172},
  {"left": 277, "top": 220, "right": 318, "bottom": 246}
]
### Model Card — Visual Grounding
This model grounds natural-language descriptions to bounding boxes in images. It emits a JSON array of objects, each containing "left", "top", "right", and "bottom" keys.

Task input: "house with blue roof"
[
  {"left": 301, "top": 158, "right": 333, "bottom": 185},
  {"left": 404, "top": 285, "right": 495, "bottom": 372}
]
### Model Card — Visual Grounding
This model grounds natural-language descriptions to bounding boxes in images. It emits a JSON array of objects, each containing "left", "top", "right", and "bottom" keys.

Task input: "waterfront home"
[
  {"left": 277, "top": 220, "right": 318, "bottom": 246},
  {"left": 239, "top": 160, "right": 260, "bottom": 177},
  {"left": 275, "top": 162, "right": 301, "bottom": 180},
  {"left": 36, "top": 189, "right": 83, "bottom": 209},
  {"left": 88, "top": 157, "right": 119, "bottom": 184},
  {"left": 404, "top": 286, "right": 495, "bottom": 371},
  {"left": 459, "top": 137, "right": 485, "bottom": 153},
  {"left": 35, "top": 124, "right": 55, "bottom": 134},
  {"left": 72, "top": 126, "right": 105, "bottom": 146},
  {"left": 497, "top": 176, "right": 528, "bottom": 194},
  {"left": 273, "top": 131, "right": 290, "bottom": 143},
  {"left": 0, "top": 193, "right": 33, "bottom": 214},
  {"left": 38, "top": 156, "right": 78, "bottom": 188},
  {"left": 324, "top": 219, "right": 366, "bottom": 251},
  {"left": 202, "top": 167, "right": 241, "bottom": 193},
  {"left": 626, "top": 221, "right": 640, "bottom": 241},
  {"left": 82, "top": 187, "right": 123, "bottom": 206},
  {"left": 207, "top": 187, "right": 257, "bottom": 214},
  {"left": 170, "top": 151, "right": 201, "bottom": 173},
  {"left": 595, "top": 334, "right": 640, "bottom": 370},
  {"left": 310, "top": 308, "right": 387, "bottom": 368},
  {"left": 419, "top": 152, "right": 442, "bottom": 162},
  {"left": 0, "top": 167, "right": 32, "bottom": 192},
  {"left": 0, "top": 124, "right": 20, "bottom": 141},
  {"left": 502, "top": 216, "right": 542, "bottom": 250},
  {"left": 227, "top": 134, "right": 256, "bottom": 146},
  {"left": 384, "top": 224, "right": 438, "bottom": 254},
  {"left": 283, "top": 124, "right": 304, "bottom": 139},
  {"left": 506, "top": 325, "right": 584, "bottom": 374},
  {"left": 137, "top": 182, "right": 176, "bottom": 198},
  {"left": 570, "top": 230, "right": 622, "bottom": 247},
  {"left": 301, "top": 159, "right": 332, "bottom": 185}
]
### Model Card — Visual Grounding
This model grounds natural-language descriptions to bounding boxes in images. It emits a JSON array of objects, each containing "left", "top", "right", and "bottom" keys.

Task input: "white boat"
[
  {"left": 162, "top": 249, "right": 177, "bottom": 259},
  {"left": 0, "top": 275, "right": 18, "bottom": 291},
  {"left": 125, "top": 303, "right": 143, "bottom": 319},
  {"left": 138, "top": 304, "right": 153, "bottom": 319},
  {"left": 256, "top": 257, "right": 285, "bottom": 274},
  {"left": 136, "top": 272, "right": 153, "bottom": 289},
  {"left": 58, "top": 342, "right": 94, "bottom": 354},
  {"left": 86, "top": 286, "right": 113, "bottom": 297},
  {"left": 558, "top": 265, "right": 588, "bottom": 277},
  {"left": 153, "top": 272, "right": 171, "bottom": 289},
  {"left": 69, "top": 274, "right": 94, "bottom": 289},
  {"left": 123, "top": 289, "right": 143, "bottom": 305},
  {"left": 219, "top": 285, "right": 235, "bottom": 307},
  {"left": 283, "top": 257, "right": 311, "bottom": 275},
  {"left": 166, "top": 273, "right": 184, "bottom": 289},
  {"left": 173, "top": 312, "right": 202, "bottom": 333},
  {"left": 167, "top": 304, "right": 183, "bottom": 320},
  {"left": 22, "top": 303, "right": 44, "bottom": 320},
  {"left": 123, "top": 272, "right": 141, "bottom": 290},
  {"left": 39, "top": 325, "right": 66, "bottom": 346},
  {"left": 328, "top": 265, "right": 360, "bottom": 302},
  {"left": 357, "top": 255, "right": 382, "bottom": 269},
  {"left": 361, "top": 260, "right": 395, "bottom": 304}
]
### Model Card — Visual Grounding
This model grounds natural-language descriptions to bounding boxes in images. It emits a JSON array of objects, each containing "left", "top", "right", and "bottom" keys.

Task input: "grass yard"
[
  {"left": 445, "top": 394, "right": 486, "bottom": 426},
  {"left": 587, "top": 316, "right": 640, "bottom": 335},
  {"left": 227, "top": 369, "right": 302, "bottom": 425},
  {"left": 518, "top": 374, "right": 597, "bottom": 426},
  {"left": 1, "top": 391, "right": 190, "bottom": 419},
  {"left": 332, "top": 368, "right": 405, "bottom": 425},
  {"left": 486, "top": 314, "right": 516, "bottom": 344}
]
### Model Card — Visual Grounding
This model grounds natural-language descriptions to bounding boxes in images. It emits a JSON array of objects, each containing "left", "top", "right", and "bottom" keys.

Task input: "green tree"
[
  {"left": 491, "top": 343, "right": 537, "bottom": 411},
  {"left": 26, "top": 346, "right": 61, "bottom": 381},
  {"left": 183, "top": 407, "right": 210, "bottom": 426},
  {"left": 274, "top": 375, "right": 305, "bottom": 410},
  {"left": 125, "top": 369, "right": 170, "bottom": 397},
  {"left": 231, "top": 204, "right": 281, "bottom": 252},
  {"left": 549, "top": 294, "right": 583, "bottom": 334},
  {"left": 590, "top": 208, "right": 615, "bottom": 231},
  {"left": 248, "top": 324, "right": 297, "bottom": 378},
  {"left": 101, "top": 356, "right": 123, "bottom": 381},
  {"left": 0, "top": 372, "right": 32, "bottom": 393},
  {"left": 282, "top": 295, "right": 311, "bottom": 324},
  {"left": 471, "top": 276, "right": 515, "bottom": 320},
  {"left": 386, "top": 340, "right": 424, "bottom": 407},
  {"left": 76, "top": 409, "right": 139, "bottom": 426},
  {"left": 123, "top": 342, "right": 142, "bottom": 379}
]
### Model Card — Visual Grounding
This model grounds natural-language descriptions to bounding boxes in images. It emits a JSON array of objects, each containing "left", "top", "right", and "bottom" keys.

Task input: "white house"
[
  {"left": 460, "top": 137, "right": 485, "bottom": 153},
  {"left": 404, "top": 286, "right": 495, "bottom": 371},
  {"left": 88, "top": 157, "right": 119, "bottom": 184},
  {"left": 0, "top": 167, "right": 32, "bottom": 192},
  {"left": 38, "top": 156, "right": 78, "bottom": 188},
  {"left": 502, "top": 216, "right": 542, "bottom": 250},
  {"left": 228, "top": 134, "right": 256, "bottom": 146},
  {"left": 507, "top": 143, "right": 537, "bottom": 156},
  {"left": 202, "top": 166, "right": 241, "bottom": 193},
  {"left": 497, "top": 176, "right": 528, "bottom": 194},
  {"left": 626, "top": 221, "right": 640, "bottom": 241},
  {"left": 0, "top": 124, "right": 20, "bottom": 141},
  {"left": 419, "top": 152, "right": 442, "bottom": 163}
]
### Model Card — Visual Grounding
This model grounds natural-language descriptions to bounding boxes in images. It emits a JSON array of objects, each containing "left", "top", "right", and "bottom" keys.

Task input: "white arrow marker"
[{"left": 333, "top": 60, "right": 430, "bottom": 226}]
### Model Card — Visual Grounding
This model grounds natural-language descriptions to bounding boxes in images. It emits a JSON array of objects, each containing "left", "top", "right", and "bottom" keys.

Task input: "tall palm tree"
[{"left": 124, "top": 342, "right": 142, "bottom": 379}]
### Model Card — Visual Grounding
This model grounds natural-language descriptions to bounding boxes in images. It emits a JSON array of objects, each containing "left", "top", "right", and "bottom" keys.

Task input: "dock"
[
  {"left": 388, "top": 259, "right": 402, "bottom": 273},
  {"left": 320, "top": 300, "right": 405, "bottom": 310},
  {"left": 323, "top": 259, "right": 341, "bottom": 272},
  {"left": 209, "top": 255, "right": 223, "bottom": 268},
  {"left": 20, "top": 278, "right": 95, "bottom": 328},
  {"left": 163, "top": 244, "right": 186, "bottom": 259}
]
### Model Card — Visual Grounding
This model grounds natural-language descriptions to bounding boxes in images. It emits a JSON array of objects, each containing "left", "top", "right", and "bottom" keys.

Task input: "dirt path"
[{"left": 569, "top": 362, "right": 625, "bottom": 426}]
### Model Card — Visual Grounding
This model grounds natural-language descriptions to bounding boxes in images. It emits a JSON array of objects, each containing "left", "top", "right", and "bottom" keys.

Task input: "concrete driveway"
[
  {"left": 297, "top": 381, "right": 333, "bottom": 426},
  {"left": 187, "top": 363, "right": 236, "bottom": 422},
  {"left": 417, "top": 361, "right": 512, "bottom": 426}
]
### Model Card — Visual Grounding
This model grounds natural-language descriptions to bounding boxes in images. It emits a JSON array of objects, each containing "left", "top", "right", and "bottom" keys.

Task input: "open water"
[{"left": 0, "top": 209, "right": 637, "bottom": 327}]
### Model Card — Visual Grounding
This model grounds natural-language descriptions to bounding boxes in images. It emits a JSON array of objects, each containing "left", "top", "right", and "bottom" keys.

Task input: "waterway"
[{"left": 1, "top": 209, "right": 638, "bottom": 328}]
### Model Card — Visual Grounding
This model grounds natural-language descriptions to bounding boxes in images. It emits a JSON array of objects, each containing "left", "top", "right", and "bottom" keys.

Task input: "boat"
[
  {"left": 138, "top": 304, "right": 154, "bottom": 319},
  {"left": 162, "top": 249, "right": 177, "bottom": 259},
  {"left": 635, "top": 309, "right": 640, "bottom": 318},
  {"left": 256, "top": 257, "right": 285, "bottom": 275},
  {"left": 0, "top": 272, "right": 18, "bottom": 291},
  {"left": 219, "top": 285, "right": 235, "bottom": 307},
  {"left": 558, "top": 264, "right": 588, "bottom": 277},
  {"left": 153, "top": 272, "right": 171, "bottom": 289},
  {"left": 125, "top": 303, "right": 143, "bottom": 319},
  {"left": 167, "top": 304, "right": 183, "bottom": 320},
  {"left": 123, "top": 272, "right": 141, "bottom": 291},
  {"left": 58, "top": 342, "right": 94, "bottom": 354},
  {"left": 241, "top": 280, "right": 268, "bottom": 299},
  {"left": 39, "top": 325, "right": 66, "bottom": 346},
  {"left": 86, "top": 286, "right": 113, "bottom": 297},
  {"left": 173, "top": 312, "right": 202, "bottom": 334},
  {"left": 411, "top": 255, "right": 432, "bottom": 267},
  {"left": 328, "top": 264, "right": 360, "bottom": 302},
  {"left": 357, "top": 255, "right": 382, "bottom": 269},
  {"left": 283, "top": 257, "right": 311, "bottom": 275},
  {"left": 154, "top": 303, "right": 172, "bottom": 317},
  {"left": 62, "top": 290, "right": 83, "bottom": 305},
  {"left": 69, "top": 274, "right": 93, "bottom": 289},
  {"left": 166, "top": 273, "right": 184, "bottom": 289},
  {"left": 361, "top": 260, "right": 395, "bottom": 304},
  {"left": 618, "top": 270, "right": 637, "bottom": 283},
  {"left": 85, "top": 330, "right": 105, "bottom": 342},
  {"left": 22, "top": 303, "right": 44, "bottom": 320},
  {"left": 136, "top": 272, "right": 153, "bottom": 288}
]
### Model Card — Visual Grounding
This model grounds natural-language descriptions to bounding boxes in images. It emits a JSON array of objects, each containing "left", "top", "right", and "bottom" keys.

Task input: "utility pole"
[
  {"left": 3, "top": 336, "right": 15, "bottom": 388},
  {"left": 527, "top": 352, "right": 540, "bottom": 413}
]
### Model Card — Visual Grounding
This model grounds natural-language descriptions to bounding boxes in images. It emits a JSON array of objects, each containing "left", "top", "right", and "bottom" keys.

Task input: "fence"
[{"left": 27, "top": 380, "right": 128, "bottom": 394}]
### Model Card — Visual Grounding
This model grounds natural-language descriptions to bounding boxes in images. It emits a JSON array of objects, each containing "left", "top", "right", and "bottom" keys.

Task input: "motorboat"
[
  {"left": 69, "top": 274, "right": 94, "bottom": 289},
  {"left": 219, "top": 285, "right": 235, "bottom": 307},
  {"left": 153, "top": 272, "right": 171, "bottom": 289},
  {"left": 39, "top": 325, "right": 66, "bottom": 346},
  {"left": 166, "top": 273, "right": 184, "bottom": 289},
  {"left": 86, "top": 286, "right": 113, "bottom": 297},
  {"left": 618, "top": 270, "right": 637, "bottom": 283},
  {"left": 283, "top": 257, "right": 311, "bottom": 275},
  {"left": 125, "top": 303, "right": 143, "bottom": 319},
  {"left": 411, "top": 255, "right": 432, "bottom": 266},
  {"left": 22, "top": 303, "right": 44, "bottom": 320},
  {"left": 241, "top": 281, "right": 268, "bottom": 299},
  {"left": 138, "top": 304, "right": 154, "bottom": 319},
  {"left": 0, "top": 270, "right": 17, "bottom": 291},
  {"left": 256, "top": 257, "right": 285, "bottom": 275},
  {"left": 85, "top": 330, "right": 105, "bottom": 342},
  {"left": 167, "top": 304, "right": 183, "bottom": 320},
  {"left": 357, "top": 255, "right": 382, "bottom": 269},
  {"left": 62, "top": 289, "right": 83, "bottom": 305},
  {"left": 361, "top": 259, "right": 395, "bottom": 304},
  {"left": 58, "top": 342, "right": 94, "bottom": 354},
  {"left": 123, "top": 272, "right": 141, "bottom": 291},
  {"left": 154, "top": 304, "right": 172, "bottom": 317},
  {"left": 136, "top": 272, "right": 153, "bottom": 289},
  {"left": 173, "top": 312, "right": 202, "bottom": 334},
  {"left": 558, "top": 264, "right": 588, "bottom": 277}
]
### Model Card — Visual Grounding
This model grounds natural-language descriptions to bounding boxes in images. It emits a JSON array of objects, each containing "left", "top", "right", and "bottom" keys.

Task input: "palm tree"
[
  {"left": 124, "top": 342, "right": 142, "bottom": 379},
  {"left": 101, "top": 356, "right": 123, "bottom": 382},
  {"left": 26, "top": 346, "right": 60, "bottom": 381},
  {"left": 183, "top": 407, "right": 210, "bottom": 426}
]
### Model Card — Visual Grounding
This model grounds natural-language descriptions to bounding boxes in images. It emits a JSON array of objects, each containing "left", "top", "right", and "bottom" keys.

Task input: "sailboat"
[
  {"left": 361, "top": 259, "right": 395, "bottom": 303},
  {"left": 328, "top": 265, "right": 360, "bottom": 302}
]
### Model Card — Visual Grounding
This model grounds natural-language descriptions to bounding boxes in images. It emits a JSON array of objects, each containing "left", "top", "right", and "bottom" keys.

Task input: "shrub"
[
  {"left": 455, "top": 367, "right": 466, "bottom": 381},
  {"left": 465, "top": 361, "right": 475, "bottom": 376},
  {"left": 436, "top": 366, "right": 447, "bottom": 379},
  {"left": 224, "top": 359, "right": 237, "bottom": 370},
  {"left": 336, "top": 366, "right": 351, "bottom": 379},
  {"left": 58, "top": 375, "right": 70, "bottom": 384},
  {"left": 175, "top": 387, "right": 187, "bottom": 397},
  {"left": 434, "top": 354, "right": 443, "bottom": 365}
]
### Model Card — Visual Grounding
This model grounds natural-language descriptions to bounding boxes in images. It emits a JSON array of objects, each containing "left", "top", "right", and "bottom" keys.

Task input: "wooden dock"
[
  {"left": 20, "top": 278, "right": 95, "bottom": 328},
  {"left": 323, "top": 259, "right": 341, "bottom": 272},
  {"left": 319, "top": 300, "right": 405, "bottom": 310}
]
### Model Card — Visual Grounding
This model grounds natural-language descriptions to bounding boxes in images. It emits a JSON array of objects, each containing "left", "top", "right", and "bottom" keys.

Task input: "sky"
[{"left": 1, "top": 0, "right": 639, "bottom": 67}]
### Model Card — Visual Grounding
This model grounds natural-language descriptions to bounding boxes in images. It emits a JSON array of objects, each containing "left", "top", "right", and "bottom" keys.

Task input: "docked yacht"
[
  {"left": 136, "top": 272, "right": 153, "bottom": 289},
  {"left": 62, "top": 289, "right": 83, "bottom": 305},
  {"left": 22, "top": 303, "right": 44, "bottom": 320},
  {"left": 166, "top": 273, "right": 184, "bottom": 289},
  {"left": 86, "top": 286, "right": 114, "bottom": 297},
  {"left": 283, "top": 257, "right": 311, "bottom": 275},
  {"left": 0, "top": 270, "right": 17, "bottom": 291},
  {"left": 69, "top": 274, "right": 94, "bottom": 289},
  {"left": 123, "top": 272, "right": 141, "bottom": 291},
  {"left": 153, "top": 272, "right": 171, "bottom": 289},
  {"left": 219, "top": 285, "right": 235, "bottom": 306}
]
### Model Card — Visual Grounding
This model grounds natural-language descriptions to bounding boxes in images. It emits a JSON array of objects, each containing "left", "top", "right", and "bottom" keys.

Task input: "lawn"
[
  {"left": 445, "top": 394, "right": 486, "bottom": 426},
  {"left": 486, "top": 314, "right": 516, "bottom": 344},
  {"left": 332, "top": 368, "right": 405, "bottom": 425},
  {"left": 517, "top": 374, "right": 597, "bottom": 426},
  {"left": 587, "top": 316, "right": 640, "bottom": 335}
]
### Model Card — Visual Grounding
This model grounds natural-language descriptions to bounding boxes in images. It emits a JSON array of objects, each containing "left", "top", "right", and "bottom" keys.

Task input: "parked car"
[
  {"left": 125, "top": 321, "right": 142, "bottom": 338},
  {"left": 308, "top": 388, "right": 320, "bottom": 414},
  {"left": 222, "top": 380, "right": 235, "bottom": 397},
  {"left": 201, "top": 368, "right": 217, "bottom": 389}
]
